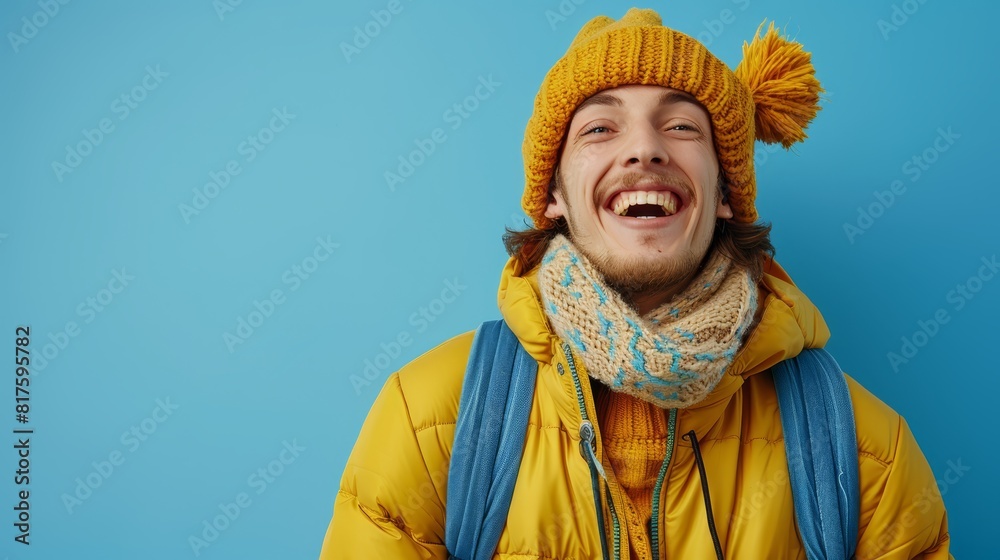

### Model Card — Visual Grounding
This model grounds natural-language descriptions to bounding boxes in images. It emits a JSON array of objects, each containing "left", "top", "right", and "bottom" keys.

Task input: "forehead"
[{"left": 573, "top": 85, "right": 706, "bottom": 117}]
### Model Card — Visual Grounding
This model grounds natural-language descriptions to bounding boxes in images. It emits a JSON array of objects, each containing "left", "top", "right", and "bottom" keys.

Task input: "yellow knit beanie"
[{"left": 522, "top": 8, "right": 822, "bottom": 228}]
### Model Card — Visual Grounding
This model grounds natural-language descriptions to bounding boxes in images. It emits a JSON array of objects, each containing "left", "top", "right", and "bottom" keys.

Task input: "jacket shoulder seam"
[
  {"left": 743, "top": 436, "right": 783, "bottom": 445},
  {"left": 526, "top": 422, "right": 567, "bottom": 430},
  {"left": 413, "top": 421, "right": 567, "bottom": 434},
  {"left": 413, "top": 421, "right": 455, "bottom": 434},
  {"left": 923, "top": 530, "right": 950, "bottom": 554},
  {"left": 859, "top": 450, "right": 890, "bottom": 468},
  {"left": 335, "top": 489, "right": 442, "bottom": 546},
  {"left": 697, "top": 436, "right": 784, "bottom": 445},
  {"left": 844, "top": 374, "right": 903, "bottom": 465},
  {"left": 499, "top": 553, "right": 581, "bottom": 560}
]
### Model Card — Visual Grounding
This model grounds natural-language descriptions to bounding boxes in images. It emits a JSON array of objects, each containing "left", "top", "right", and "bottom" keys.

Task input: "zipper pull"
[{"left": 579, "top": 420, "right": 607, "bottom": 480}]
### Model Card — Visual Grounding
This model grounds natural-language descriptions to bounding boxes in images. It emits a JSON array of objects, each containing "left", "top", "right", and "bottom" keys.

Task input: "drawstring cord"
[{"left": 683, "top": 430, "right": 725, "bottom": 560}]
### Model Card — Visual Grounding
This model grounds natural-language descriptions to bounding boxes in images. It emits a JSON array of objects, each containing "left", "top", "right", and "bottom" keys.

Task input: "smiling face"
[{"left": 544, "top": 85, "right": 733, "bottom": 314}]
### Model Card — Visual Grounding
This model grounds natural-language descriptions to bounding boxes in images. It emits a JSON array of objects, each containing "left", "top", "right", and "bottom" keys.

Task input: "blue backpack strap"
[
  {"left": 445, "top": 320, "right": 538, "bottom": 560},
  {"left": 772, "top": 347, "right": 860, "bottom": 560}
]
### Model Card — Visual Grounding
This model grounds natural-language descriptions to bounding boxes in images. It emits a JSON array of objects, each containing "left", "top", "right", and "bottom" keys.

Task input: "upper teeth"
[{"left": 611, "top": 190, "right": 679, "bottom": 216}]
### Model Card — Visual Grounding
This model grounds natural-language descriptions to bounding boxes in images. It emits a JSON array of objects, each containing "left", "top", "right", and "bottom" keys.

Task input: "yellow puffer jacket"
[{"left": 320, "top": 257, "right": 952, "bottom": 559}]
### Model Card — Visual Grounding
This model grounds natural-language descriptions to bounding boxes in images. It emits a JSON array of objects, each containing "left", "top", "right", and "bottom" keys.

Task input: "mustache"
[{"left": 604, "top": 172, "right": 695, "bottom": 201}]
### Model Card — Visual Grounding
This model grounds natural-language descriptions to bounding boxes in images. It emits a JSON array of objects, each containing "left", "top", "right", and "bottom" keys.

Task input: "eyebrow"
[
  {"left": 657, "top": 90, "right": 700, "bottom": 107},
  {"left": 574, "top": 89, "right": 702, "bottom": 114},
  {"left": 575, "top": 92, "right": 622, "bottom": 112}
]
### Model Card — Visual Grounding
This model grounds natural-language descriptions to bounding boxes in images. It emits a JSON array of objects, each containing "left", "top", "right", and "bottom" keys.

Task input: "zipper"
[
  {"left": 605, "top": 484, "right": 622, "bottom": 560},
  {"left": 564, "top": 343, "right": 621, "bottom": 560},
  {"left": 650, "top": 408, "right": 678, "bottom": 560},
  {"left": 579, "top": 420, "right": 610, "bottom": 560}
]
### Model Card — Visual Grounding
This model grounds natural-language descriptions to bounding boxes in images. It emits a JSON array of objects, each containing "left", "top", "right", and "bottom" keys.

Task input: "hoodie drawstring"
[{"left": 682, "top": 430, "right": 725, "bottom": 560}]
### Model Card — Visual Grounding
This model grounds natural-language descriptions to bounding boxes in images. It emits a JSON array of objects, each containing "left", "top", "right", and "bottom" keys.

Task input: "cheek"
[
  {"left": 573, "top": 147, "right": 607, "bottom": 176},
  {"left": 562, "top": 151, "right": 609, "bottom": 206},
  {"left": 676, "top": 150, "right": 720, "bottom": 204},
  {"left": 678, "top": 145, "right": 718, "bottom": 177}
]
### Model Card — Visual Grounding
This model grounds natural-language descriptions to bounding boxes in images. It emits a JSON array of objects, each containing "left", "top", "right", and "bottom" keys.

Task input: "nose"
[{"left": 620, "top": 123, "right": 669, "bottom": 169}]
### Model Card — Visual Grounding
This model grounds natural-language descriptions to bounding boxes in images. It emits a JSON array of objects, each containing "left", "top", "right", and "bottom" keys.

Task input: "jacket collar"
[{"left": 496, "top": 254, "right": 830, "bottom": 435}]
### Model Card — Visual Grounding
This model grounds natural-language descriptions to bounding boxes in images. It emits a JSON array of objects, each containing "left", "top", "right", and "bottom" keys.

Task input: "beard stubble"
[{"left": 557, "top": 171, "right": 717, "bottom": 307}]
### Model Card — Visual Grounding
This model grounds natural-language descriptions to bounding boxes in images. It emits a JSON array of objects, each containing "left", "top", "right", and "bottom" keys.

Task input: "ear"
[
  {"left": 715, "top": 197, "right": 733, "bottom": 219},
  {"left": 544, "top": 188, "right": 566, "bottom": 220},
  {"left": 715, "top": 175, "right": 734, "bottom": 219}
]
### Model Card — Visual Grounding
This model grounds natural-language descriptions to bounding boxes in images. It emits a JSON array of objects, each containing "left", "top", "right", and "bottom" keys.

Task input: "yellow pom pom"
[{"left": 735, "top": 21, "right": 823, "bottom": 148}]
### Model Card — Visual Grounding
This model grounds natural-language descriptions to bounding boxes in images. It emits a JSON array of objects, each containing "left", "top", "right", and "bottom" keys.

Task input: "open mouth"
[{"left": 610, "top": 190, "right": 680, "bottom": 219}]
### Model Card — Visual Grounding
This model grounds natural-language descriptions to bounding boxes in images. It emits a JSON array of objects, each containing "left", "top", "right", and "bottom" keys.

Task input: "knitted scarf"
[{"left": 538, "top": 234, "right": 758, "bottom": 409}]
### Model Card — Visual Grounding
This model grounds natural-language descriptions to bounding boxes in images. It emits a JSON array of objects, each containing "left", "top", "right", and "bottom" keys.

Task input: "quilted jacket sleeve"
[
  {"left": 319, "top": 372, "right": 449, "bottom": 559},
  {"left": 854, "top": 412, "right": 953, "bottom": 560}
]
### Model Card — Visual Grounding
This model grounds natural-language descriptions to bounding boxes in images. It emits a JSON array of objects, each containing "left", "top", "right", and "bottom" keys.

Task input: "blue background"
[{"left": 2, "top": 0, "right": 993, "bottom": 557}]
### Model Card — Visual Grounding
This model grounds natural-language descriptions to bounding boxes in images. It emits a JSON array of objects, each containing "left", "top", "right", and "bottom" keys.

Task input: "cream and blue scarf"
[{"left": 538, "top": 234, "right": 758, "bottom": 409}]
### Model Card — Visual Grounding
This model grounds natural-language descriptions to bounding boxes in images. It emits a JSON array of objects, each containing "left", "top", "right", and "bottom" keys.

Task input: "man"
[{"left": 320, "top": 8, "right": 951, "bottom": 559}]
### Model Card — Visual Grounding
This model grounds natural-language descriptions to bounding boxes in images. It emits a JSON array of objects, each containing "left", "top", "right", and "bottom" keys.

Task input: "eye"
[
  {"left": 582, "top": 124, "right": 611, "bottom": 135},
  {"left": 667, "top": 123, "right": 700, "bottom": 133}
]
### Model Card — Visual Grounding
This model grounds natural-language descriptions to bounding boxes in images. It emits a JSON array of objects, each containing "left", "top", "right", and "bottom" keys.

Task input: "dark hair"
[{"left": 503, "top": 176, "right": 776, "bottom": 281}]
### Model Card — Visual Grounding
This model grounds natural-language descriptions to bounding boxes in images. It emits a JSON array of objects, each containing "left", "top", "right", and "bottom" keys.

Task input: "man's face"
[{"left": 544, "top": 84, "right": 732, "bottom": 310}]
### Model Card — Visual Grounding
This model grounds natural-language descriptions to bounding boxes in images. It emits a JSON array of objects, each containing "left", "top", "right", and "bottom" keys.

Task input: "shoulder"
[
  {"left": 843, "top": 374, "right": 904, "bottom": 468},
  {"left": 395, "top": 329, "right": 476, "bottom": 433},
  {"left": 743, "top": 365, "right": 909, "bottom": 467},
  {"left": 842, "top": 375, "right": 952, "bottom": 556}
]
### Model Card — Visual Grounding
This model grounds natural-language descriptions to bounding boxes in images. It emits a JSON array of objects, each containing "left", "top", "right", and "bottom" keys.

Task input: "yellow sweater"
[{"left": 594, "top": 380, "right": 672, "bottom": 560}]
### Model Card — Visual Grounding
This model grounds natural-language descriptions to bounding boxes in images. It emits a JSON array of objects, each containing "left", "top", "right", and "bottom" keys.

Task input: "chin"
[
  {"left": 611, "top": 234, "right": 685, "bottom": 260},
  {"left": 581, "top": 242, "right": 700, "bottom": 295}
]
